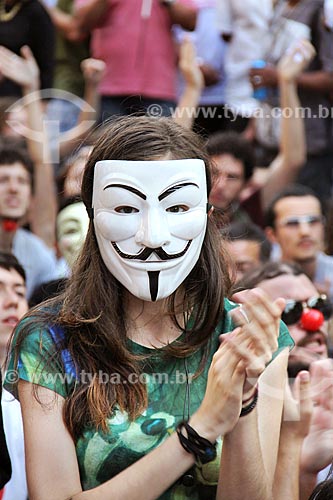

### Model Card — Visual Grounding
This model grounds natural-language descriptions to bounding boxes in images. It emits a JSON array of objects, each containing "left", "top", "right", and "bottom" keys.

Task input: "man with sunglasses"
[
  {"left": 265, "top": 184, "right": 333, "bottom": 304},
  {"left": 238, "top": 261, "right": 332, "bottom": 375},
  {"left": 238, "top": 260, "right": 333, "bottom": 498}
]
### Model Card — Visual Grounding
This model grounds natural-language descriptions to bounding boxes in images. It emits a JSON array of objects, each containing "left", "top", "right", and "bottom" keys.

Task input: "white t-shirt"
[
  {"left": 13, "top": 228, "right": 60, "bottom": 299},
  {"left": 216, "top": 0, "right": 273, "bottom": 115},
  {"left": 2, "top": 389, "right": 27, "bottom": 500}
]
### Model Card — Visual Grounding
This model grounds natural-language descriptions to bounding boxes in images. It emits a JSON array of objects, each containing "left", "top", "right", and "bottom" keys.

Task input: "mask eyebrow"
[
  {"left": 61, "top": 218, "right": 81, "bottom": 224},
  {"left": 103, "top": 183, "right": 146, "bottom": 200},
  {"left": 158, "top": 182, "right": 198, "bottom": 202}
]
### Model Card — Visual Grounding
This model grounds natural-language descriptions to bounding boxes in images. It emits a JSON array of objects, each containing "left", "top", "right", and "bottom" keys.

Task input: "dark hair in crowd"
[
  {"left": 0, "top": 146, "right": 34, "bottom": 187},
  {"left": 206, "top": 131, "right": 255, "bottom": 181},
  {"left": 264, "top": 184, "right": 322, "bottom": 229},
  {"left": 0, "top": 252, "right": 26, "bottom": 283},
  {"left": 58, "top": 195, "right": 83, "bottom": 212},
  {"left": 12, "top": 116, "right": 232, "bottom": 440},
  {"left": 29, "top": 278, "right": 68, "bottom": 308},
  {"left": 237, "top": 261, "right": 304, "bottom": 291},
  {"left": 224, "top": 220, "right": 272, "bottom": 263}
]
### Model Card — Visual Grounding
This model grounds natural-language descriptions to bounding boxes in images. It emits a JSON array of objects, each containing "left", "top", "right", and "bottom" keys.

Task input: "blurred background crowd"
[{"left": 0, "top": 0, "right": 333, "bottom": 498}]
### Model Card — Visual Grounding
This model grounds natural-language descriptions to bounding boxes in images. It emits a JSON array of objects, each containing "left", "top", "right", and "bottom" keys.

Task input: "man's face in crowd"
[
  {"left": 0, "top": 163, "right": 32, "bottom": 220},
  {"left": 209, "top": 154, "right": 245, "bottom": 210},
  {"left": 258, "top": 273, "right": 329, "bottom": 363},
  {"left": 266, "top": 195, "right": 324, "bottom": 263},
  {"left": 225, "top": 239, "right": 261, "bottom": 282},
  {"left": 0, "top": 266, "right": 28, "bottom": 353}
]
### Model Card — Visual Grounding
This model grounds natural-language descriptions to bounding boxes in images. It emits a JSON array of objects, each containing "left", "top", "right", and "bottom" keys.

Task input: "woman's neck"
[{"left": 125, "top": 293, "right": 185, "bottom": 348}]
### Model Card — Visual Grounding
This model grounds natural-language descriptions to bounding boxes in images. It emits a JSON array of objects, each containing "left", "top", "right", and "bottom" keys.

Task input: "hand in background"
[
  {"left": 81, "top": 58, "right": 106, "bottom": 88},
  {"left": 0, "top": 45, "right": 40, "bottom": 93},
  {"left": 277, "top": 39, "right": 316, "bottom": 82},
  {"left": 301, "top": 359, "right": 333, "bottom": 474},
  {"left": 249, "top": 39, "right": 315, "bottom": 89},
  {"left": 178, "top": 36, "right": 204, "bottom": 92},
  {"left": 249, "top": 63, "right": 278, "bottom": 89},
  {"left": 282, "top": 371, "right": 313, "bottom": 439}
]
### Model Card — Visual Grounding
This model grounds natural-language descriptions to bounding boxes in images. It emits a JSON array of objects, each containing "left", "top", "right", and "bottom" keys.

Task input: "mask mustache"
[{"left": 111, "top": 241, "right": 192, "bottom": 261}]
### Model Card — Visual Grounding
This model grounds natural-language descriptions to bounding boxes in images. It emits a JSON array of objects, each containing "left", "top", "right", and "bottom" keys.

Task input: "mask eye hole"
[
  {"left": 114, "top": 206, "right": 139, "bottom": 214},
  {"left": 63, "top": 229, "right": 78, "bottom": 235},
  {"left": 166, "top": 205, "right": 189, "bottom": 213}
]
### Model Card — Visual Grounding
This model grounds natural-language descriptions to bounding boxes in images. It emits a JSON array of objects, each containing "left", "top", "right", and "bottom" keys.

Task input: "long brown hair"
[{"left": 13, "top": 116, "right": 232, "bottom": 440}]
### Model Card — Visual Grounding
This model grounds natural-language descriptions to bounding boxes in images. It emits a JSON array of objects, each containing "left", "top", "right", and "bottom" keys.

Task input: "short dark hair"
[
  {"left": 0, "top": 147, "right": 34, "bottom": 187},
  {"left": 224, "top": 220, "right": 272, "bottom": 262},
  {"left": 59, "top": 195, "right": 83, "bottom": 213},
  {"left": 29, "top": 278, "right": 68, "bottom": 307},
  {"left": 56, "top": 145, "right": 91, "bottom": 199},
  {"left": 308, "top": 477, "right": 333, "bottom": 500},
  {"left": 206, "top": 131, "right": 255, "bottom": 180},
  {"left": 0, "top": 252, "right": 26, "bottom": 283},
  {"left": 264, "top": 184, "right": 321, "bottom": 228},
  {"left": 237, "top": 261, "right": 304, "bottom": 290}
]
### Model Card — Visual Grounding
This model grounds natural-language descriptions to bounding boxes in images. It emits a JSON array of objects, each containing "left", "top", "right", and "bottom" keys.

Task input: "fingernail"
[{"left": 299, "top": 371, "right": 310, "bottom": 382}]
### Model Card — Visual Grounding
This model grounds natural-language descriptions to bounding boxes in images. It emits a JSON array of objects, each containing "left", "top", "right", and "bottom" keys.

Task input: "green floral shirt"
[{"left": 5, "top": 299, "right": 293, "bottom": 499}]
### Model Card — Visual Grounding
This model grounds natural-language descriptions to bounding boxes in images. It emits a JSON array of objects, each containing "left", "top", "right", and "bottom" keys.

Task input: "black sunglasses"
[{"left": 282, "top": 294, "right": 333, "bottom": 325}]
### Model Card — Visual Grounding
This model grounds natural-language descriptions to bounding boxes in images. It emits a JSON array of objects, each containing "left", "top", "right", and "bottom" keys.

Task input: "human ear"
[{"left": 265, "top": 226, "right": 277, "bottom": 243}]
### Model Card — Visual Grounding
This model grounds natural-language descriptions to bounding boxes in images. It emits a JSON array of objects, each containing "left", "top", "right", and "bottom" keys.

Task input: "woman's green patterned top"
[{"left": 5, "top": 298, "right": 293, "bottom": 499}]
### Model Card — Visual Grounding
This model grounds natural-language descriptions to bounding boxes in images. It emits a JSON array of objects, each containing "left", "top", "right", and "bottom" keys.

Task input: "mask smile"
[{"left": 111, "top": 241, "right": 192, "bottom": 261}]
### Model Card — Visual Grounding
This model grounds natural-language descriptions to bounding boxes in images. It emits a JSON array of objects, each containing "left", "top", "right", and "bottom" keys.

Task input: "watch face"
[{"left": 92, "top": 159, "right": 207, "bottom": 301}]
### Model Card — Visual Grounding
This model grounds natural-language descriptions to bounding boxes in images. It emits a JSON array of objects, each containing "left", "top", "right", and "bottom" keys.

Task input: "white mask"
[
  {"left": 92, "top": 159, "right": 208, "bottom": 301},
  {"left": 57, "top": 202, "right": 89, "bottom": 269}
]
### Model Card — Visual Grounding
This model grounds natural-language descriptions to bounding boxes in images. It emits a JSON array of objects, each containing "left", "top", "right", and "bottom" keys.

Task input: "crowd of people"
[{"left": 0, "top": 0, "right": 333, "bottom": 499}]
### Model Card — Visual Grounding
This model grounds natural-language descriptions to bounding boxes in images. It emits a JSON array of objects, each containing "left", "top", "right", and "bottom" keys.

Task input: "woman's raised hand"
[
  {"left": 189, "top": 329, "right": 248, "bottom": 442},
  {"left": 229, "top": 288, "right": 285, "bottom": 395},
  {"left": 190, "top": 288, "right": 285, "bottom": 441}
]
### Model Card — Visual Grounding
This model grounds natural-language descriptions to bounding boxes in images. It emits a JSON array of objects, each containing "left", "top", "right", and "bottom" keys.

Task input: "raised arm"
[
  {"left": 42, "top": 5, "right": 85, "bottom": 43},
  {"left": 73, "top": 0, "right": 109, "bottom": 33},
  {"left": 261, "top": 40, "right": 315, "bottom": 210},
  {"left": 273, "top": 371, "right": 313, "bottom": 500},
  {"left": 299, "top": 360, "right": 333, "bottom": 500},
  {"left": 159, "top": 0, "right": 197, "bottom": 31},
  {"left": 58, "top": 58, "right": 105, "bottom": 158},
  {"left": 173, "top": 37, "right": 204, "bottom": 130},
  {"left": 0, "top": 45, "right": 57, "bottom": 249}
]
